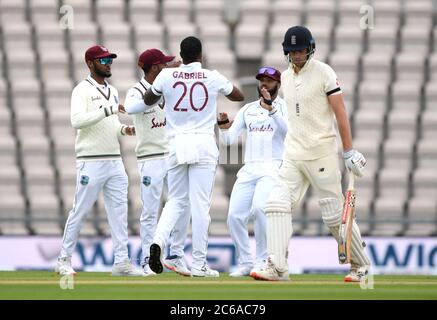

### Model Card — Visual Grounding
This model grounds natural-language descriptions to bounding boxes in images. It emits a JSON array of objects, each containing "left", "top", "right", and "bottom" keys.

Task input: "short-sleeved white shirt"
[
  {"left": 151, "top": 62, "right": 233, "bottom": 137},
  {"left": 281, "top": 58, "right": 342, "bottom": 160}
]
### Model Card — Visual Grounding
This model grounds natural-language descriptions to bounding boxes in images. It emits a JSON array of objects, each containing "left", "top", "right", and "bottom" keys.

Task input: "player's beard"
[
  {"left": 93, "top": 61, "right": 112, "bottom": 78},
  {"left": 96, "top": 68, "right": 111, "bottom": 78}
]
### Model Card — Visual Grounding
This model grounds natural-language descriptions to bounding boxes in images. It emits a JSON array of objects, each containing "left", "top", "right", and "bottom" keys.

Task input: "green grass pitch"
[{"left": 0, "top": 271, "right": 436, "bottom": 300}]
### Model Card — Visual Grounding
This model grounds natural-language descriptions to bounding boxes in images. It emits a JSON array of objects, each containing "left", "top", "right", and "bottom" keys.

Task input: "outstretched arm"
[
  {"left": 218, "top": 109, "right": 245, "bottom": 145},
  {"left": 226, "top": 85, "right": 245, "bottom": 101}
]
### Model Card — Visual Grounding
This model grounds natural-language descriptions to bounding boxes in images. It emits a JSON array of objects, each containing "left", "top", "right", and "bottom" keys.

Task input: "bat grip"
[{"left": 347, "top": 171, "right": 355, "bottom": 190}]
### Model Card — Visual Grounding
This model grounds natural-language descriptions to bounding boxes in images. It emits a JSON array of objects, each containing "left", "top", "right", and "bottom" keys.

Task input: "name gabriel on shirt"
[{"left": 172, "top": 71, "right": 207, "bottom": 79}]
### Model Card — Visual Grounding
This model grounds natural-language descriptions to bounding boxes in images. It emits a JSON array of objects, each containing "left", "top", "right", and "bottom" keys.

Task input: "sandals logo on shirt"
[
  {"left": 80, "top": 175, "right": 90, "bottom": 186},
  {"left": 142, "top": 176, "right": 151, "bottom": 187}
]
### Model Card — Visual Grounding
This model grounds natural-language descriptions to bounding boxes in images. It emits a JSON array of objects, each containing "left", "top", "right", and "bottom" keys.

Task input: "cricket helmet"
[{"left": 282, "top": 26, "right": 315, "bottom": 56}]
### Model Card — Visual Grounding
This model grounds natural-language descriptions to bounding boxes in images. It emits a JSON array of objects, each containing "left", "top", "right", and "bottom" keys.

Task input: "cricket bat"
[{"left": 338, "top": 172, "right": 356, "bottom": 264}]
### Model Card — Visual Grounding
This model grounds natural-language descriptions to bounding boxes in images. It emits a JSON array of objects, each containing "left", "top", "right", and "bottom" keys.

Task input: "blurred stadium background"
[{"left": 0, "top": 0, "right": 436, "bottom": 273}]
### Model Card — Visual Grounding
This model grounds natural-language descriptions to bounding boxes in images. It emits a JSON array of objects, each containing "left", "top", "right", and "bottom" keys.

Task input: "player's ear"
[{"left": 86, "top": 60, "right": 93, "bottom": 70}]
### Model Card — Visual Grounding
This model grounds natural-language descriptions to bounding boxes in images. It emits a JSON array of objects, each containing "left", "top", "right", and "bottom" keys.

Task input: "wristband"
[
  {"left": 263, "top": 98, "right": 273, "bottom": 105},
  {"left": 217, "top": 118, "right": 230, "bottom": 125}
]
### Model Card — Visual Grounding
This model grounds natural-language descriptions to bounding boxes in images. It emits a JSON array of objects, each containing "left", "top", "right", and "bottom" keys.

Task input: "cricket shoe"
[
  {"left": 163, "top": 255, "right": 191, "bottom": 276},
  {"left": 250, "top": 257, "right": 289, "bottom": 281},
  {"left": 141, "top": 257, "right": 156, "bottom": 277},
  {"left": 229, "top": 265, "right": 252, "bottom": 277},
  {"left": 148, "top": 243, "right": 163, "bottom": 274},
  {"left": 55, "top": 257, "right": 77, "bottom": 276},
  {"left": 112, "top": 260, "right": 144, "bottom": 276},
  {"left": 249, "top": 259, "right": 267, "bottom": 277},
  {"left": 344, "top": 265, "right": 368, "bottom": 282},
  {"left": 191, "top": 263, "right": 219, "bottom": 278}
]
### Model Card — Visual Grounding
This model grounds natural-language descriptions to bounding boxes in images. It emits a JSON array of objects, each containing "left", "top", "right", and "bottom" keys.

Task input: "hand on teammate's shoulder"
[
  {"left": 166, "top": 58, "right": 182, "bottom": 68},
  {"left": 118, "top": 104, "right": 126, "bottom": 114}
]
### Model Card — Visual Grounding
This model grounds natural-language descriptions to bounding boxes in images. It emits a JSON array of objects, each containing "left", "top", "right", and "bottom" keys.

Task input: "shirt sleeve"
[
  {"left": 213, "top": 70, "right": 234, "bottom": 96},
  {"left": 151, "top": 71, "right": 165, "bottom": 96},
  {"left": 220, "top": 106, "right": 247, "bottom": 145},
  {"left": 270, "top": 100, "right": 288, "bottom": 136},
  {"left": 324, "top": 65, "right": 342, "bottom": 96},
  {"left": 124, "top": 87, "right": 147, "bottom": 114},
  {"left": 70, "top": 85, "right": 107, "bottom": 129}
]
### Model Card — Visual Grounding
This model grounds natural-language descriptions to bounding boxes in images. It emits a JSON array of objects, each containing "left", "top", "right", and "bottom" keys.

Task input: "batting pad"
[
  {"left": 350, "top": 221, "right": 371, "bottom": 267},
  {"left": 319, "top": 198, "right": 343, "bottom": 245},
  {"left": 266, "top": 212, "right": 292, "bottom": 272},
  {"left": 319, "top": 198, "right": 370, "bottom": 267},
  {"left": 319, "top": 198, "right": 342, "bottom": 227}
]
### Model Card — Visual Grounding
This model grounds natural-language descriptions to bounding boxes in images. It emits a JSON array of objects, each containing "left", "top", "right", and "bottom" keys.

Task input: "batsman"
[{"left": 252, "top": 26, "right": 371, "bottom": 282}]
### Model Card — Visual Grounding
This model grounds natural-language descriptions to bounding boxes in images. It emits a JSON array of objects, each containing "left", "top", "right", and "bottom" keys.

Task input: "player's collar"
[
  {"left": 181, "top": 62, "right": 202, "bottom": 69},
  {"left": 87, "top": 75, "right": 108, "bottom": 89},
  {"left": 291, "top": 58, "right": 313, "bottom": 75},
  {"left": 140, "top": 78, "right": 151, "bottom": 88}
]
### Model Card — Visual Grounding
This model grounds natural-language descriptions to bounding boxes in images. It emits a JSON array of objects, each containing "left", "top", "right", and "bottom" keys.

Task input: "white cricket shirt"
[
  {"left": 151, "top": 62, "right": 233, "bottom": 137},
  {"left": 124, "top": 78, "right": 168, "bottom": 160},
  {"left": 220, "top": 96, "right": 288, "bottom": 163},
  {"left": 71, "top": 76, "right": 125, "bottom": 160},
  {"left": 281, "top": 58, "right": 342, "bottom": 160}
]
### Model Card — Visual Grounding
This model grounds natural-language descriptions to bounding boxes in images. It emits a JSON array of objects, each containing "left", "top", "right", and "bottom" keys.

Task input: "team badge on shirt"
[
  {"left": 142, "top": 176, "right": 152, "bottom": 186},
  {"left": 80, "top": 175, "right": 89, "bottom": 186}
]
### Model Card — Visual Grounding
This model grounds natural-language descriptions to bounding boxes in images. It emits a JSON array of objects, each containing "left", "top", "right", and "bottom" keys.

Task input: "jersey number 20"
[{"left": 172, "top": 81, "right": 209, "bottom": 112}]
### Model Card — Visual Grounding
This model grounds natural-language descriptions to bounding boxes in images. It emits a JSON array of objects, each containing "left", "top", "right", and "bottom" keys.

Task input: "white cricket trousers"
[
  {"left": 138, "top": 157, "right": 190, "bottom": 262},
  {"left": 227, "top": 175, "right": 275, "bottom": 268},
  {"left": 154, "top": 162, "right": 216, "bottom": 270},
  {"left": 60, "top": 160, "right": 130, "bottom": 264}
]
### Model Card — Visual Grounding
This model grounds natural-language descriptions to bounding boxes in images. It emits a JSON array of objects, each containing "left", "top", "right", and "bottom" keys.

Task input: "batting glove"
[{"left": 343, "top": 149, "right": 366, "bottom": 177}]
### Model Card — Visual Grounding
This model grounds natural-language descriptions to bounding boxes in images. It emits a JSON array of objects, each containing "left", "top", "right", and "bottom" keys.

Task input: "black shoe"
[{"left": 149, "top": 243, "right": 163, "bottom": 274}]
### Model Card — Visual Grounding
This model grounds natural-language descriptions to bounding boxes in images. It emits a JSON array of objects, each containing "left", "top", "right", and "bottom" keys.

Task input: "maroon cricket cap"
[
  {"left": 85, "top": 45, "right": 117, "bottom": 62},
  {"left": 255, "top": 67, "right": 281, "bottom": 82},
  {"left": 138, "top": 48, "right": 175, "bottom": 69}
]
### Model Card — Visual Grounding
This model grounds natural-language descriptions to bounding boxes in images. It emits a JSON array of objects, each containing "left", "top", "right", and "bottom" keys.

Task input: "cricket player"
[
  {"left": 144, "top": 36, "right": 244, "bottom": 277},
  {"left": 218, "top": 67, "right": 288, "bottom": 277},
  {"left": 56, "top": 45, "right": 143, "bottom": 276},
  {"left": 252, "top": 26, "right": 370, "bottom": 282},
  {"left": 124, "top": 48, "right": 191, "bottom": 276}
]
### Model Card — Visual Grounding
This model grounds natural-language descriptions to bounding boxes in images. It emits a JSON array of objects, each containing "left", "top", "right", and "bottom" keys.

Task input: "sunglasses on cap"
[
  {"left": 258, "top": 67, "right": 278, "bottom": 75},
  {"left": 97, "top": 57, "right": 113, "bottom": 65}
]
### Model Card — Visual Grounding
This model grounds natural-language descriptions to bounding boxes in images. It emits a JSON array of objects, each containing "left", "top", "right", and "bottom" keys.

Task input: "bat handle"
[{"left": 347, "top": 171, "right": 355, "bottom": 190}]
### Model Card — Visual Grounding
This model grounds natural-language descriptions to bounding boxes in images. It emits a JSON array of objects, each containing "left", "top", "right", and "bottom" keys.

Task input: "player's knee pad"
[
  {"left": 264, "top": 180, "right": 293, "bottom": 214},
  {"left": 319, "top": 197, "right": 343, "bottom": 228},
  {"left": 265, "top": 198, "right": 293, "bottom": 215}
]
